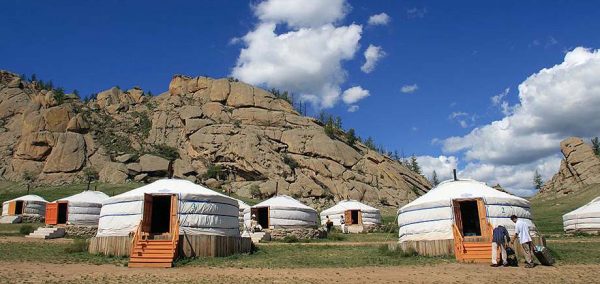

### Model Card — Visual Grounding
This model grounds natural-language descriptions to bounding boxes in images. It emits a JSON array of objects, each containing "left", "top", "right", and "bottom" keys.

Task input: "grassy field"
[
  {"left": 0, "top": 223, "right": 43, "bottom": 236},
  {"left": 530, "top": 184, "right": 600, "bottom": 235},
  {"left": 0, "top": 240, "right": 127, "bottom": 265}
]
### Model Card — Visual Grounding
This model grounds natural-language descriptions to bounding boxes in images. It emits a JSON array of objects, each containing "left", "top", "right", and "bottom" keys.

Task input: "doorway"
[
  {"left": 453, "top": 199, "right": 485, "bottom": 237},
  {"left": 142, "top": 194, "right": 175, "bottom": 235},
  {"left": 251, "top": 207, "right": 269, "bottom": 228},
  {"left": 350, "top": 210, "right": 360, "bottom": 225},
  {"left": 14, "top": 201, "right": 24, "bottom": 215},
  {"left": 57, "top": 202, "right": 68, "bottom": 224}
]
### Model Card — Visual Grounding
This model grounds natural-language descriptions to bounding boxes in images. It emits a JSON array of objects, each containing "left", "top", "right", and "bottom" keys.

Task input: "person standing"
[
  {"left": 510, "top": 215, "right": 535, "bottom": 268},
  {"left": 491, "top": 225, "right": 510, "bottom": 267},
  {"left": 340, "top": 214, "right": 347, "bottom": 234},
  {"left": 325, "top": 215, "right": 334, "bottom": 232}
]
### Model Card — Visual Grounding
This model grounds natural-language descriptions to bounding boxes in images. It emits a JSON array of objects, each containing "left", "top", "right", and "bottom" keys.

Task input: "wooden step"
[
  {"left": 128, "top": 262, "right": 172, "bottom": 268},
  {"left": 130, "top": 257, "right": 174, "bottom": 263},
  {"left": 132, "top": 253, "right": 174, "bottom": 258}
]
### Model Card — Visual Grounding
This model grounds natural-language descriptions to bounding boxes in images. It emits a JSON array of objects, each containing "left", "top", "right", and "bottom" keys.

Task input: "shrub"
[
  {"left": 154, "top": 144, "right": 179, "bottom": 161},
  {"left": 53, "top": 87, "right": 65, "bottom": 105},
  {"left": 281, "top": 235, "right": 299, "bottom": 243},
  {"left": 282, "top": 154, "right": 299, "bottom": 171},
  {"left": 249, "top": 184, "right": 261, "bottom": 199},
  {"left": 204, "top": 164, "right": 223, "bottom": 180},
  {"left": 19, "top": 225, "right": 34, "bottom": 235},
  {"left": 345, "top": 128, "right": 357, "bottom": 147},
  {"left": 65, "top": 239, "right": 89, "bottom": 253}
]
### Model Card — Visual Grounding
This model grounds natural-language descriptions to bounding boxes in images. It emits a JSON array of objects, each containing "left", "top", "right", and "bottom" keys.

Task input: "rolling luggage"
[
  {"left": 534, "top": 245, "right": 555, "bottom": 266},
  {"left": 506, "top": 247, "right": 518, "bottom": 267}
]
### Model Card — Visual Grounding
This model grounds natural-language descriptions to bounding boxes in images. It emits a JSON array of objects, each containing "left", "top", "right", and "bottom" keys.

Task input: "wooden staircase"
[
  {"left": 129, "top": 195, "right": 180, "bottom": 268},
  {"left": 452, "top": 224, "right": 493, "bottom": 263}
]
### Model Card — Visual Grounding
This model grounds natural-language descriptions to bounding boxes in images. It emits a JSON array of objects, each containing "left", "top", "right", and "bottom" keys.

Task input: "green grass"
[
  {"left": 548, "top": 239, "right": 600, "bottom": 264},
  {"left": 0, "top": 241, "right": 127, "bottom": 265},
  {"left": 0, "top": 181, "right": 140, "bottom": 205},
  {"left": 530, "top": 183, "right": 600, "bottom": 235},
  {"left": 177, "top": 244, "right": 451, "bottom": 268},
  {"left": 0, "top": 223, "right": 44, "bottom": 236}
]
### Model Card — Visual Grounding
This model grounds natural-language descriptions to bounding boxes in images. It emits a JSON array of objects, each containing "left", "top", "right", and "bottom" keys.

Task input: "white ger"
[
  {"left": 320, "top": 200, "right": 381, "bottom": 233},
  {"left": 563, "top": 196, "right": 600, "bottom": 234},
  {"left": 243, "top": 195, "right": 318, "bottom": 229}
]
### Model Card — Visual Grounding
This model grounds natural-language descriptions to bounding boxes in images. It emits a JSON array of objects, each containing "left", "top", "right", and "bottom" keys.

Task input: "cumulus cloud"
[
  {"left": 443, "top": 47, "right": 600, "bottom": 166},
  {"left": 400, "top": 84, "right": 418, "bottom": 93},
  {"left": 342, "top": 86, "right": 370, "bottom": 104},
  {"left": 361, "top": 45, "right": 386, "bottom": 73},
  {"left": 368, "top": 13, "right": 390, "bottom": 26},
  {"left": 448, "top": 111, "right": 475, "bottom": 128},
  {"left": 417, "top": 155, "right": 459, "bottom": 181},
  {"left": 254, "top": 0, "right": 348, "bottom": 28},
  {"left": 459, "top": 155, "right": 561, "bottom": 196},
  {"left": 232, "top": 0, "right": 362, "bottom": 109}
]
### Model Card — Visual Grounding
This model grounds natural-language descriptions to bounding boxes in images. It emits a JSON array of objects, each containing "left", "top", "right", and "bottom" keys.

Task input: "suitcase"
[
  {"left": 534, "top": 245, "right": 555, "bottom": 266},
  {"left": 506, "top": 247, "right": 518, "bottom": 267}
]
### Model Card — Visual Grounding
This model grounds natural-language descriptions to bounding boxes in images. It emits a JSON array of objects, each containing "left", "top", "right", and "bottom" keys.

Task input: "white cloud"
[
  {"left": 232, "top": 0, "right": 362, "bottom": 109},
  {"left": 443, "top": 47, "right": 600, "bottom": 166},
  {"left": 459, "top": 155, "right": 561, "bottom": 196},
  {"left": 491, "top": 88, "right": 509, "bottom": 106},
  {"left": 491, "top": 88, "right": 515, "bottom": 116},
  {"left": 417, "top": 155, "right": 459, "bottom": 181},
  {"left": 406, "top": 7, "right": 427, "bottom": 19},
  {"left": 448, "top": 111, "right": 475, "bottom": 128},
  {"left": 342, "top": 86, "right": 370, "bottom": 104},
  {"left": 361, "top": 45, "right": 386, "bottom": 73},
  {"left": 254, "top": 0, "right": 348, "bottom": 29},
  {"left": 400, "top": 84, "right": 418, "bottom": 93},
  {"left": 347, "top": 105, "right": 359, "bottom": 112},
  {"left": 368, "top": 13, "right": 390, "bottom": 26}
]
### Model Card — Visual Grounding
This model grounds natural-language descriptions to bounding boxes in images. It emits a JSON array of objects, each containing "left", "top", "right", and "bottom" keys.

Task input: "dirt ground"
[{"left": 0, "top": 261, "right": 598, "bottom": 284}]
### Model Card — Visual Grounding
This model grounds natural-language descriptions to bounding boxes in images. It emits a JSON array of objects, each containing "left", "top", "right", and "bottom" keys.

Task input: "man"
[
  {"left": 510, "top": 215, "right": 535, "bottom": 268},
  {"left": 250, "top": 214, "right": 262, "bottom": 233},
  {"left": 491, "top": 225, "right": 510, "bottom": 267},
  {"left": 325, "top": 215, "right": 334, "bottom": 232},
  {"left": 340, "top": 214, "right": 347, "bottom": 234}
]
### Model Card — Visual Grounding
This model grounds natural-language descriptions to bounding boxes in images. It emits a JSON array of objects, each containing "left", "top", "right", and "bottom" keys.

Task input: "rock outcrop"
[
  {"left": 0, "top": 70, "right": 431, "bottom": 207},
  {"left": 540, "top": 137, "right": 600, "bottom": 195}
]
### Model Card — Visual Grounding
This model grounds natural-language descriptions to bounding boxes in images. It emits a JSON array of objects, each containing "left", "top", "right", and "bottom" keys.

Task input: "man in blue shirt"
[{"left": 491, "top": 225, "right": 510, "bottom": 267}]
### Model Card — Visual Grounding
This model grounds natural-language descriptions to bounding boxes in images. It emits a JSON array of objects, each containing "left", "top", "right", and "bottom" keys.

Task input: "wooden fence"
[{"left": 88, "top": 235, "right": 253, "bottom": 258}]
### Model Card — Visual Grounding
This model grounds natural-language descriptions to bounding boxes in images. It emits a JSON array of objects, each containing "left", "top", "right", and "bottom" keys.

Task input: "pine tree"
[
  {"left": 345, "top": 128, "right": 357, "bottom": 147},
  {"left": 72, "top": 89, "right": 80, "bottom": 98},
  {"left": 364, "top": 137, "right": 376, "bottom": 150},
  {"left": 409, "top": 155, "right": 421, "bottom": 174},
  {"left": 431, "top": 170, "right": 440, "bottom": 186},
  {"left": 592, "top": 137, "right": 600, "bottom": 156},
  {"left": 533, "top": 170, "right": 543, "bottom": 190}
]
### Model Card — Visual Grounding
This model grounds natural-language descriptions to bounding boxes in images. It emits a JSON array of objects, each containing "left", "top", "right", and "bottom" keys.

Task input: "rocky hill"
[
  {"left": 0, "top": 70, "right": 430, "bottom": 207},
  {"left": 539, "top": 137, "right": 600, "bottom": 195}
]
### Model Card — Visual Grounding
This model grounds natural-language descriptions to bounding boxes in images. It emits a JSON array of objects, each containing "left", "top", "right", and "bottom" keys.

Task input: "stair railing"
[
  {"left": 452, "top": 224, "right": 465, "bottom": 256},
  {"left": 130, "top": 220, "right": 143, "bottom": 256}
]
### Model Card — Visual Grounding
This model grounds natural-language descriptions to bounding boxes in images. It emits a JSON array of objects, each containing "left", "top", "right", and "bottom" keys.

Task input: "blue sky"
[{"left": 2, "top": 0, "right": 600, "bottom": 195}]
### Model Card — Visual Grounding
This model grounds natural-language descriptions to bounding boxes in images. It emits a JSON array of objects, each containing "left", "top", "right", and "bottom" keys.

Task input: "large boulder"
[
  {"left": 139, "top": 154, "right": 170, "bottom": 175},
  {"left": 99, "top": 162, "right": 129, "bottom": 183},
  {"left": 42, "top": 133, "right": 86, "bottom": 173}
]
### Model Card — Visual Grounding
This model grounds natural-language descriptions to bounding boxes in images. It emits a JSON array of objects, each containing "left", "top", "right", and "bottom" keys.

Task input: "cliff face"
[
  {"left": 540, "top": 137, "right": 600, "bottom": 195},
  {"left": 0, "top": 70, "right": 431, "bottom": 207}
]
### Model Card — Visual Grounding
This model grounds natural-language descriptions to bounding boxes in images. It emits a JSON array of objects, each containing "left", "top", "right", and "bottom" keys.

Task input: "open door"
[
  {"left": 57, "top": 202, "right": 68, "bottom": 224},
  {"left": 141, "top": 194, "right": 177, "bottom": 236},
  {"left": 452, "top": 198, "right": 492, "bottom": 263},
  {"left": 14, "top": 201, "right": 24, "bottom": 215},
  {"left": 348, "top": 210, "right": 361, "bottom": 225},
  {"left": 344, "top": 210, "right": 352, "bottom": 225},
  {"left": 8, "top": 201, "right": 16, "bottom": 216},
  {"left": 251, "top": 207, "right": 269, "bottom": 228}
]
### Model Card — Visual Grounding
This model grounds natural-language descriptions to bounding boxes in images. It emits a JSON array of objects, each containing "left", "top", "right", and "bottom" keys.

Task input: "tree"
[
  {"left": 431, "top": 170, "right": 440, "bottom": 186},
  {"left": 53, "top": 87, "right": 65, "bottom": 104},
  {"left": 409, "top": 155, "right": 421, "bottom": 174},
  {"left": 22, "top": 171, "right": 35, "bottom": 194},
  {"left": 83, "top": 168, "right": 99, "bottom": 191},
  {"left": 30, "top": 73, "right": 37, "bottom": 82},
  {"left": 72, "top": 89, "right": 80, "bottom": 98},
  {"left": 364, "top": 136, "right": 376, "bottom": 150},
  {"left": 345, "top": 128, "right": 357, "bottom": 147},
  {"left": 592, "top": 137, "right": 600, "bottom": 156},
  {"left": 533, "top": 170, "right": 543, "bottom": 190}
]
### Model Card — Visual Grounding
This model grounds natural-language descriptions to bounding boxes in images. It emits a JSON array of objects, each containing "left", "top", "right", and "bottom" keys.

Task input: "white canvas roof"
[
  {"left": 397, "top": 179, "right": 536, "bottom": 242},
  {"left": 237, "top": 200, "right": 250, "bottom": 211},
  {"left": 57, "top": 191, "right": 109, "bottom": 204},
  {"left": 2, "top": 195, "right": 47, "bottom": 217},
  {"left": 563, "top": 196, "right": 600, "bottom": 233},
  {"left": 97, "top": 179, "right": 240, "bottom": 237},
  {"left": 320, "top": 200, "right": 381, "bottom": 226},
  {"left": 53, "top": 191, "right": 110, "bottom": 226},
  {"left": 243, "top": 195, "right": 318, "bottom": 228}
]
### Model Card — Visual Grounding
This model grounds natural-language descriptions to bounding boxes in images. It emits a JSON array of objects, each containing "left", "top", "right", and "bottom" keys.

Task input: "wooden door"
[
  {"left": 476, "top": 199, "right": 490, "bottom": 239},
  {"left": 170, "top": 194, "right": 178, "bottom": 233},
  {"left": 141, "top": 194, "right": 153, "bottom": 233},
  {"left": 451, "top": 200, "right": 463, "bottom": 234},
  {"left": 45, "top": 203, "right": 58, "bottom": 225},
  {"left": 357, "top": 210, "right": 363, "bottom": 225},
  {"left": 8, "top": 201, "right": 16, "bottom": 216},
  {"left": 344, "top": 210, "right": 351, "bottom": 224}
]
